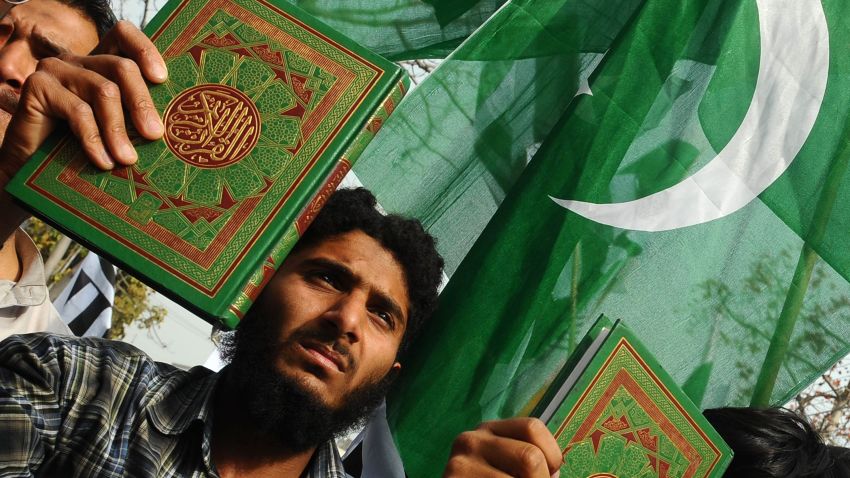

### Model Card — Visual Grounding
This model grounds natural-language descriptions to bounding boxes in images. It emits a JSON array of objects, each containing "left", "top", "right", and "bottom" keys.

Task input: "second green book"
[{"left": 532, "top": 316, "right": 733, "bottom": 477}]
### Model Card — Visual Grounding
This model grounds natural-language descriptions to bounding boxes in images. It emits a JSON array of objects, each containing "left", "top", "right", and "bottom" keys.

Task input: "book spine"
[{"left": 223, "top": 78, "right": 408, "bottom": 327}]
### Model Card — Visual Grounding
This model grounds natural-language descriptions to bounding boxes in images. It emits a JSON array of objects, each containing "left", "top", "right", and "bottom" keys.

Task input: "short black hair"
[
  {"left": 704, "top": 407, "right": 850, "bottom": 477},
  {"left": 293, "top": 188, "right": 444, "bottom": 358},
  {"left": 60, "top": 0, "right": 118, "bottom": 38}
]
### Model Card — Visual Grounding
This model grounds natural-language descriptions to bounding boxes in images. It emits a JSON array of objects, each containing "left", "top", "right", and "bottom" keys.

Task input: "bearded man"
[{"left": 0, "top": 188, "right": 561, "bottom": 477}]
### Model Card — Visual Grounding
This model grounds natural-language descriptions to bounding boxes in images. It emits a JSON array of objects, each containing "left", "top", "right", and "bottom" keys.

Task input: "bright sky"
[{"left": 121, "top": 292, "right": 217, "bottom": 368}]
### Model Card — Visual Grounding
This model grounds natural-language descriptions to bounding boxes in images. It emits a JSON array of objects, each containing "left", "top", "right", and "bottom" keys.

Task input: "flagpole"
[
  {"left": 750, "top": 245, "right": 818, "bottom": 406},
  {"left": 750, "top": 124, "right": 850, "bottom": 407}
]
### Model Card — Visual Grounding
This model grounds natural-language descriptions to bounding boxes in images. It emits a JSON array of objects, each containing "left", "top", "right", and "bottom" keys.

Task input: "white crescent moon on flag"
[{"left": 550, "top": 0, "right": 829, "bottom": 232}]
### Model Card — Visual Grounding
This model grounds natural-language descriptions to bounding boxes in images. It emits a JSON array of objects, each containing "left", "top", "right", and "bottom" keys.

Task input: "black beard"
[{"left": 219, "top": 309, "right": 396, "bottom": 452}]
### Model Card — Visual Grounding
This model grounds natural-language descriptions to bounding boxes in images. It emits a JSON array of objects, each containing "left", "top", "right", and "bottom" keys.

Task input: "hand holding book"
[
  {"left": 530, "top": 316, "right": 732, "bottom": 477},
  {"left": 0, "top": 21, "right": 166, "bottom": 244},
  {"left": 444, "top": 418, "right": 561, "bottom": 478}
]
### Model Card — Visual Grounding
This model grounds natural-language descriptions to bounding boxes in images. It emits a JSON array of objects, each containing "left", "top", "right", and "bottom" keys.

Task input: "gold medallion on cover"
[{"left": 164, "top": 83, "right": 261, "bottom": 168}]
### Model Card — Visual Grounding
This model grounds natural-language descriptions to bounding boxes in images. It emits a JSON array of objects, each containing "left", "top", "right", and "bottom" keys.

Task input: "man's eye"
[
  {"left": 370, "top": 308, "right": 394, "bottom": 328},
  {"left": 319, "top": 273, "right": 337, "bottom": 287},
  {"left": 33, "top": 45, "right": 63, "bottom": 61},
  {"left": 308, "top": 271, "right": 339, "bottom": 289},
  {"left": 34, "top": 51, "right": 58, "bottom": 61}
]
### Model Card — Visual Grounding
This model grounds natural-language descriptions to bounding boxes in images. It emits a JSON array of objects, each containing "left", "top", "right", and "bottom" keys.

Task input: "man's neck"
[
  {"left": 211, "top": 384, "right": 318, "bottom": 478},
  {"left": 0, "top": 232, "right": 20, "bottom": 281}
]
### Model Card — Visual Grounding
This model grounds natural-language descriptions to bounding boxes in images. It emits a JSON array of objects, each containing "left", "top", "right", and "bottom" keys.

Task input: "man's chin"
[
  {"left": 224, "top": 355, "right": 394, "bottom": 451},
  {"left": 225, "top": 362, "right": 346, "bottom": 451},
  {"left": 218, "top": 311, "right": 394, "bottom": 450},
  {"left": 277, "top": 366, "right": 339, "bottom": 409},
  {"left": 276, "top": 357, "right": 345, "bottom": 407}
]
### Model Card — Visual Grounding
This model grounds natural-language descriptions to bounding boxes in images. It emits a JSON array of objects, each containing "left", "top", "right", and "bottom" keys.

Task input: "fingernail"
[
  {"left": 102, "top": 153, "right": 115, "bottom": 169},
  {"left": 147, "top": 117, "right": 164, "bottom": 137},
  {"left": 551, "top": 471, "right": 560, "bottom": 478},
  {"left": 120, "top": 143, "right": 137, "bottom": 163},
  {"left": 151, "top": 62, "right": 168, "bottom": 82}
]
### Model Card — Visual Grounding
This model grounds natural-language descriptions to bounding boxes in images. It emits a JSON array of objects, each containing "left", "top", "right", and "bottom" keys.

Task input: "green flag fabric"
[
  {"left": 354, "top": 0, "right": 642, "bottom": 275},
  {"left": 350, "top": 0, "right": 850, "bottom": 475},
  {"left": 287, "top": 0, "right": 506, "bottom": 60}
]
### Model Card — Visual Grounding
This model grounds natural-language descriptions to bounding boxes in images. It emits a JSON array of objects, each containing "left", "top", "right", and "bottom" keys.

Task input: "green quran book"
[
  {"left": 7, "top": 0, "right": 408, "bottom": 328},
  {"left": 531, "top": 316, "right": 732, "bottom": 478}
]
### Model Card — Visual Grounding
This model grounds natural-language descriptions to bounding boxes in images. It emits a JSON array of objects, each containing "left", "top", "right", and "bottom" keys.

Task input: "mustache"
[
  {"left": 290, "top": 328, "right": 354, "bottom": 370},
  {"left": 0, "top": 88, "right": 18, "bottom": 114}
]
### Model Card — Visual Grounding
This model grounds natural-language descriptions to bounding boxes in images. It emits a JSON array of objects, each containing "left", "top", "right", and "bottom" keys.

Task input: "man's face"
[
  {"left": 0, "top": 0, "right": 99, "bottom": 140},
  {"left": 252, "top": 229, "right": 408, "bottom": 410},
  {"left": 220, "top": 230, "right": 409, "bottom": 449}
]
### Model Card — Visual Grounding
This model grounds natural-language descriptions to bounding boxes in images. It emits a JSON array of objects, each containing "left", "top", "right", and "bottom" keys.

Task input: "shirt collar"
[
  {"left": 0, "top": 228, "right": 49, "bottom": 307},
  {"left": 306, "top": 440, "right": 349, "bottom": 478}
]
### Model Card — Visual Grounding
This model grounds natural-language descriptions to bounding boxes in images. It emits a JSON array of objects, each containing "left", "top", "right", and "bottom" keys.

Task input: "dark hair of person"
[
  {"left": 703, "top": 407, "right": 850, "bottom": 477},
  {"left": 292, "top": 187, "right": 444, "bottom": 358},
  {"left": 61, "top": 0, "right": 118, "bottom": 38}
]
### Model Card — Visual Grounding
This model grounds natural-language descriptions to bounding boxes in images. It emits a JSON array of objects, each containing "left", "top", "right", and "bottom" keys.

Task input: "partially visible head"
[
  {"left": 704, "top": 407, "right": 850, "bottom": 477},
  {"left": 221, "top": 188, "right": 444, "bottom": 450}
]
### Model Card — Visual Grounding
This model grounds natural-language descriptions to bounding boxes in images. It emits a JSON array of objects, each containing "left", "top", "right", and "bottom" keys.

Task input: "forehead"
[{"left": 7, "top": 0, "right": 99, "bottom": 52}]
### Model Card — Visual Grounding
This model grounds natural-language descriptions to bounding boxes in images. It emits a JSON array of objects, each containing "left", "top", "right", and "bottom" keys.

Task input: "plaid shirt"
[{"left": 0, "top": 333, "right": 348, "bottom": 478}]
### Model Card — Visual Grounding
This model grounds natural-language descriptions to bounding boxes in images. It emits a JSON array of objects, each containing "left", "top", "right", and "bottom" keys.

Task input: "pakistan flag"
[{"left": 349, "top": 0, "right": 850, "bottom": 475}]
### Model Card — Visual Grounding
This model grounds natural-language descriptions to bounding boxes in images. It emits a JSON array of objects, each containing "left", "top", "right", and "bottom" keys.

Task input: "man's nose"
[
  {"left": 325, "top": 293, "right": 366, "bottom": 343},
  {"left": 0, "top": 40, "right": 35, "bottom": 91}
]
